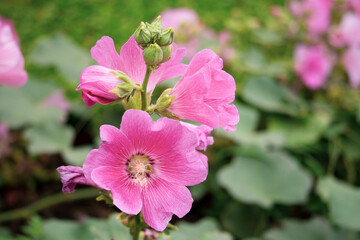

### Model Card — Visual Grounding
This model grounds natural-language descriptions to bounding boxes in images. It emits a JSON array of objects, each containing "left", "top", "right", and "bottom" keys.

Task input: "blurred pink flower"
[
  {"left": 180, "top": 122, "right": 214, "bottom": 151},
  {"left": 289, "top": 1, "right": 305, "bottom": 17},
  {"left": 294, "top": 44, "right": 333, "bottom": 89},
  {"left": 303, "top": 0, "right": 333, "bottom": 36},
  {"left": 82, "top": 110, "right": 208, "bottom": 231},
  {"left": 0, "top": 123, "right": 11, "bottom": 158},
  {"left": 57, "top": 166, "right": 96, "bottom": 193},
  {"left": 161, "top": 8, "right": 202, "bottom": 35},
  {"left": 0, "top": 16, "right": 27, "bottom": 87},
  {"left": 330, "top": 13, "right": 360, "bottom": 47},
  {"left": 42, "top": 90, "right": 70, "bottom": 122},
  {"left": 342, "top": 46, "right": 360, "bottom": 88},
  {"left": 348, "top": 0, "right": 360, "bottom": 15},
  {"left": 168, "top": 49, "right": 239, "bottom": 131},
  {"left": 77, "top": 36, "right": 186, "bottom": 107}
]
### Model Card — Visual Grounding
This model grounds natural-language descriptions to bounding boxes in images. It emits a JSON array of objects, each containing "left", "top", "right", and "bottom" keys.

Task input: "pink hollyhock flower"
[
  {"left": 294, "top": 44, "right": 333, "bottom": 89},
  {"left": 167, "top": 49, "right": 239, "bottom": 131},
  {"left": 348, "top": 0, "right": 360, "bottom": 15},
  {"left": 180, "top": 122, "right": 214, "bottom": 151},
  {"left": 342, "top": 46, "right": 360, "bottom": 88},
  {"left": 161, "top": 8, "right": 202, "bottom": 36},
  {"left": 42, "top": 90, "right": 70, "bottom": 123},
  {"left": 0, "top": 16, "right": 27, "bottom": 87},
  {"left": 82, "top": 110, "right": 208, "bottom": 231},
  {"left": 57, "top": 166, "right": 96, "bottom": 193},
  {"left": 77, "top": 36, "right": 186, "bottom": 107},
  {"left": 0, "top": 123, "right": 11, "bottom": 158},
  {"left": 330, "top": 13, "right": 360, "bottom": 47},
  {"left": 303, "top": 0, "right": 333, "bottom": 36}
]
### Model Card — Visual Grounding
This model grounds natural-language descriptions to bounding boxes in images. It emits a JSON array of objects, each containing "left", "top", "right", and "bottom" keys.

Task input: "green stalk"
[
  {"left": 0, "top": 188, "right": 99, "bottom": 223},
  {"left": 132, "top": 214, "right": 141, "bottom": 240},
  {"left": 141, "top": 67, "right": 152, "bottom": 111}
]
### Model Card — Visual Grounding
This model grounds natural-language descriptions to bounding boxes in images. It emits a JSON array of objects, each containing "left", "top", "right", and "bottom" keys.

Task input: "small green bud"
[
  {"left": 155, "top": 88, "right": 179, "bottom": 119},
  {"left": 147, "top": 16, "right": 163, "bottom": 41},
  {"left": 134, "top": 22, "right": 152, "bottom": 46},
  {"left": 157, "top": 28, "right": 174, "bottom": 46},
  {"left": 109, "top": 71, "right": 135, "bottom": 99},
  {"left": 160, "top": 45, "right": 173, "bottom": 63},
  {"left": 143, "top": 43, "right": 163, "bottom": 66}
]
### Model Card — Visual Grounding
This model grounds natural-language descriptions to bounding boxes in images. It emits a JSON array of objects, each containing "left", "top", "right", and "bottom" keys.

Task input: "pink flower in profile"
[
  {"left": 180, "top": 122, "right": 214, "bottom": 151},
  {"left": 294, "top": 44, "right": 333, "bottom": 89},
  {"left": 168, "top": 49, "right": 239, "bottom": 131},
  {"left": 0, "top": 16, "right": 27, "bottom": 87},
  {"left": 303, "top": 0, "right": 333, "bottom": 36},
  {"left": 81, "top": 110, "right": 208, "bottom": 231},
  {"left": 42, "top": 90, "right": 70, "bottom": 123},
  {"left": 77, "top": 36, "right": 186, "bottom": 107},
  {"left": 342, "top": 46, "right": 360, "bottom": 88},
  {"left": 330, "top": 13, "right": 360, "bottom": 47},
  {"left": 57, "top": 166, "right": 96, "bottom": 193}
]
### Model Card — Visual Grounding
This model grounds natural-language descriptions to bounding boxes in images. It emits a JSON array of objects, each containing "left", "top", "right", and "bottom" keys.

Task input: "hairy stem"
[
  {"left": 141, "top": 67, "right": 152, "bottom": 111},
  {"left": 0, "top": 188, "right": 99, "bottom": 223}
]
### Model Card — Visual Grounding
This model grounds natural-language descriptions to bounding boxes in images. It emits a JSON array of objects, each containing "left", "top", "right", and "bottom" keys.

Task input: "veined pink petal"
[
  {"left": 0, "top": 16, "right": 27, "bottom": 87},
  {"left": 57, "top": 166, "right": 96, "bottom": 193},
  {"left": 91, "top": 166, "right": 142, "bottom": 215},
  {"left": 91, "top": 36, "right": 123, "bottom": 70},
  {"left": 342, "top": 46, "right": 360, "bottom": 88},
  {"left": 142, "top": 178, "right": 193, "bottom": 231}
]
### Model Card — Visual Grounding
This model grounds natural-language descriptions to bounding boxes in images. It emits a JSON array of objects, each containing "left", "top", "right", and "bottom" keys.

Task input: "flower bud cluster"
[{"left": 134, "top": 16, "right": 174, "bottom": 66}]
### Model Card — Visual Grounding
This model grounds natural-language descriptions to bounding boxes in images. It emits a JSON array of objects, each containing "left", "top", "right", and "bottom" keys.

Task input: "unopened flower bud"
[
  {"left": 143, "top": 43, "right": 163, "bottom": 66},
  {"left": 147, "top": 16, "right": 163, "bottom": 41},
  {"left": 156, "top": 88, "right": 179, "bottom": 119},
  {"left": 134, "top": 22, "right": 152, "bottom": 46},
  {"left": 157, "top": 28, "right": 174, "bottom": 46},
  {"left": 160, "top": 45, "right": 173, "bottom": 63},
  {"left": 109, "top": 71, "right": 136, "bottom": 99}
]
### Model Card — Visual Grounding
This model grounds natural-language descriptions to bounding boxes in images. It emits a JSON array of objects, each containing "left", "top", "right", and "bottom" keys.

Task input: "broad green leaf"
[
  {"left": 42, "top": 220, "right": 92, "bottom": 240},
  {"left": 0, "top": 81, "right": 62, "bottom": 128},
  {"left": 264, "top": 217, "right": 353, "bottom": 240},
  {"left": 171, "top": 218, "right": 233, "bottom": 240},
  {"left": 63, "top": 145, "right": 93, "bottom": 166},
  {"left": 217, "top": 150, "right": 311, "bottom": 208},
  {"left": 317, "top": 176, "right": 360, "bottom": 231},
  {"left": 241, "top": 76, "right": 300, "bottom": 115},
  {"left": 29, "top": 33, "right": 93, "bottom": 83},
  {"left": 86, "top": 214, "right": 131, "bottom": 240}
]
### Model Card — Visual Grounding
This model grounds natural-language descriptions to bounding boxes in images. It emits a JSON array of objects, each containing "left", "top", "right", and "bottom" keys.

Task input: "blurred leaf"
[
  {"left": 264, "top": 217, "right": 352, "bottom": 240},
  {"left": 0, "top": 81, "right": 62, "bottom": 128},
  {"left": 42, "top": 220, "right": 92, "bottom": 240},
  {"left": 317, "top": 176, "right": 360, "bottom": 231},
  {"left": 63, "top": 145, "right": 93, "bottom": 166},
  {"left": 29, "top": 33, "right": 93, "bottom": 84},
  {"left": 171, "top": 218, "right": 233, "bottom": 240},
  {"left": 268, "top": 110, "right": 331, "bottom": 148},
  {"left": 217, "top": 150, "right": 311, "bottom": 208},
  {"left": 253, "top": 28, "right": 283, "bottom": 45},
  {"left": 241, "top": 76, "right": 300, "bottom": 115},
  {"left": 22, "top": 215, "right": 43, "bottom": 238}
]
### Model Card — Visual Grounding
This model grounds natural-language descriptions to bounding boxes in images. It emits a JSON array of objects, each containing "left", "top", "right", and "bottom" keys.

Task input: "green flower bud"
[
  {"left": 147, "top": 16, "right": 163, "bottom": 41},
  {"left": 109, "top": 71, "right": 136, "bottom": 99},
  {"left": 156, "top": 88, "right": 180, "bottom": 120},
  {"left": 160, "top": 45, "right": 173, "bottom": 63},
  {"left": 134, "top": 22, "right": 152, "bottom": 46},
  {"left": 143, "top": 43, "right": 163, "bottom": 66},
  {"left": 157, "top": 28, "right": 174, "bottom": 46}
]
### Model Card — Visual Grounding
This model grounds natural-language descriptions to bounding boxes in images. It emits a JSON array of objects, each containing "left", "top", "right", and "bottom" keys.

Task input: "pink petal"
[
  {"left": 342, "top": 46, "right": 360, "bottom": 88},
  {"left": 57, "top": 166, "right": 95, "bottom": 193},
  {"left": 91, "top": 36, "right": 122, "bottom": 70},
  {"left": 91, "top": 166, "right": 142, "bottom": 215},
  {"left": 142, "top": 178, "right": 193, "bottom": 231},
  {"left": 180, "top": 122, "right": 214, "bottom": 151}
]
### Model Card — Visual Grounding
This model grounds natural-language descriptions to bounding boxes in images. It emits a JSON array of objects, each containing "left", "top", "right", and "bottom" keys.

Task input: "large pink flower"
[
  {"left": 77, "top": 36, "right": 186, "bottom": 107},
  {"left": 330, "top": 13, "right": 360, "bottom": 47},
  {"left": 294, "top": 44, "right": 333, "bottom": 89},
  {"left": 0, "top": 16, "right": 27, "bottom": 87},
  {"left": 342, "top": 46, "right": 360, "bottom": 88},
  {"left": 81, "top": 110, "right": 207, "bottom": 231},
  {"left": 167, "top": 49, "right": 239, "bottom": 131},
  {"left": 303, "top": 0, "right": 333, "bottom": 36}
]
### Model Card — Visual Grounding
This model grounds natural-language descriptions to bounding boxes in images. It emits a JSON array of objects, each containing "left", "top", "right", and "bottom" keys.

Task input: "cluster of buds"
[{"left": 134, "top": 16, "right": 174, "bottom": 67}]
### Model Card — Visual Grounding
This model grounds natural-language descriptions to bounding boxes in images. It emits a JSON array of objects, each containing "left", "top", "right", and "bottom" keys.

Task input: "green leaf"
[
  {"left": 171, "top": 218, "right": 233, "bottom": 240},
  {"left": 217, "top": 150, "right": 311, "bottom": 208},
  {"left": 42, "top": 220, "right": 92, "bottom": 240},
  {"left": 317, "top": 176, "right": 360, "bottom": 231},
  {"left": 241, "top": 76, "right": 300, "bottom": 115},
  {"left": 264, "top": 217, "right": 352, "bottom": 240},
  {"left": 29, "top": 33, "right": 93, "bottom": 83},
  {"left": 86, "top": 214, "right": 131, "bottom": 240},
  {"left": 63, "top": 145, "right": 93, "bottom": 166}
]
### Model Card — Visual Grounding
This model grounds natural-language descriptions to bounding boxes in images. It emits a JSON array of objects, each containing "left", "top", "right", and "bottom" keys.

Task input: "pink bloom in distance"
[
  {"left": 77, "top": 36, "right": 186, "bottom": 107},
  {"left": 342, "top": 46, "right": 360, "bottom": 88},
  {"left": 168, "top": 49, "right": 239, "bottom": 131},
  {"left": 42, "top": 90, "right": 71, "bottom": 123},
  {"left": 81, "top": 110, "right": 208, "bottom": 231},
  {"left": 303, "top": 0, "right": 333, "bottom": 36},
  {"left": 0, "top": 16, "right": 27, "bottom": 87},
  {"left": 330, "top": 13, "right": 360, "bottom": 47},
  {"left": 161, "top": 8, "right": 202, "bottom": 36},
  {"left": 294, "top": 44, "right": 333, "bottom": 89},
  {"left": 348, "top": 0, "right": 360, "bottom": 15}
]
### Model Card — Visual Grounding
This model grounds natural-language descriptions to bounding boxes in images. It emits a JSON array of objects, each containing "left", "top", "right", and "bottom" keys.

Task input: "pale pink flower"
[
  {"left": 294, "top": 44, "right": 333, "bottom": 89},
  {"left": 168, "top": 49, "right": 239, "bottom": 131},
  {"left": 289, "top": 1, "right": 305, "bottom": 17},
  {"left": 57, "top": 166, "right": 96, "bottom": 193},
  {"left": 161, "top": 8, "right": 202, "bottom": 35},
  {"left": 0, "top": 16, "right": 27, "bottom": 87},
  {"left": 342, "top": 46, "right": 360, "bottom": 88},
  {"left": 218, "top": 30, "right": 236, "bottom": 65},
  {"left": 77, "top": 36, "right": 186, "bottom": 107},
  {"left": 348, "top": 0, "right": 360, "bottom": 15},
  {"left": 42, "top": 90, "right": 70, "bottom": 123},
  {"left": 82, "top": 110, "right": 208, "bottom": 231},
  {"left": 303, "top": 0, "right": 333, "bottom": 36},
  {"left": 180, "top": 122, "right": 214, "bottom": 151},
  {"left": 0, "top": 123, "right": 11, "bottom": 158},
  {"left": 330, "top": 13, "right": 360, "bottom": 47}
]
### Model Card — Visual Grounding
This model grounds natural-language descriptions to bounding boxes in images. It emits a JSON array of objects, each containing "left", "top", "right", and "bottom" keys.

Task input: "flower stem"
[
  {"left": 0, "top": 188, "right": 99, "bottom": 223},
  {"left": 132, "top": 214, "right": 141, "bottom": 240},
  {"left": 141, "top": 67, "right": 152, "bottom": 111}
]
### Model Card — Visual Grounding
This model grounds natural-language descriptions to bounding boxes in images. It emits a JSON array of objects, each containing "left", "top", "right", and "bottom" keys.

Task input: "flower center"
[{"left": 127, "top": 155, "right": 153, "bottom": 186}]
